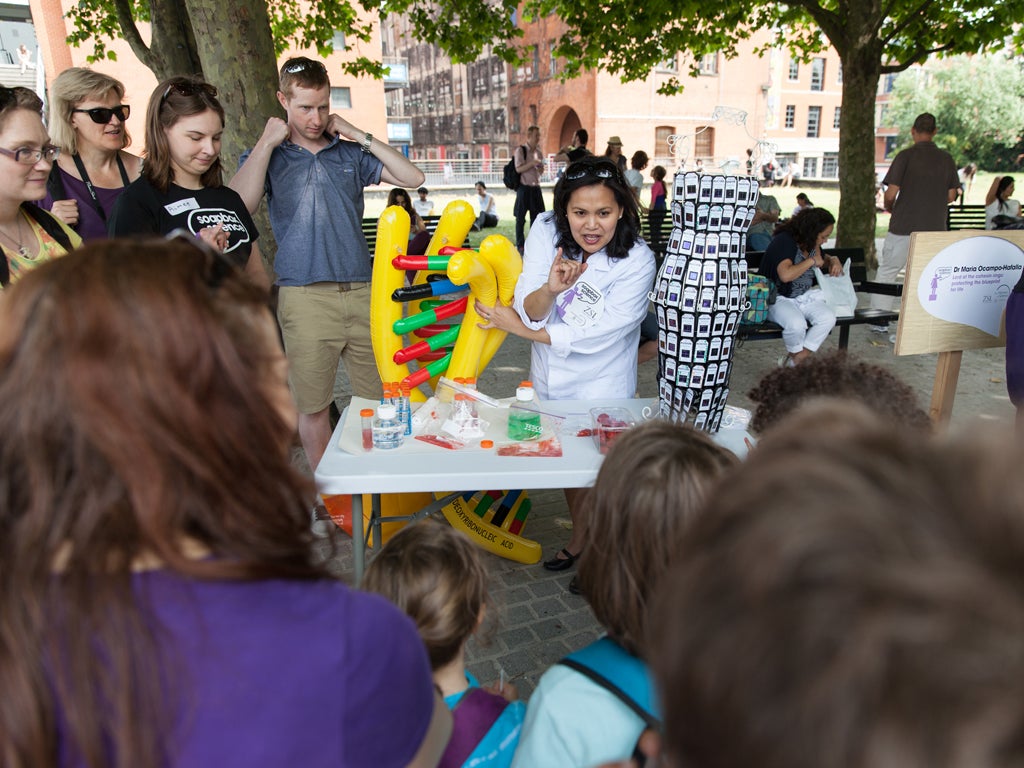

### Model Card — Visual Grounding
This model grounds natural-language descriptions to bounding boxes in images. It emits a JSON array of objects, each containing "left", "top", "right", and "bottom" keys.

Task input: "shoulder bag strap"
[{"left": 437, "top": 687, "right": 509, "bottom": 768}]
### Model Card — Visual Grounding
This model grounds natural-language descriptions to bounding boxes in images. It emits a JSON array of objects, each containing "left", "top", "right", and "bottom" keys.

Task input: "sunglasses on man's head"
[
  {"left": 283, "top": 60, "right": 327, "bottom": 75},
  {"left": 161, "top": 81, "right": 218, "bottom": 104},
  {"left": 72, "top": 105, "right": 130, "bottom": 124}
]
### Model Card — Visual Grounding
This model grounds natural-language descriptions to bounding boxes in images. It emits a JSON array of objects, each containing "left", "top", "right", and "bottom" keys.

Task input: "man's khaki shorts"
[{"left": 277, "top": 282, "right": 383, "bottom": 414}]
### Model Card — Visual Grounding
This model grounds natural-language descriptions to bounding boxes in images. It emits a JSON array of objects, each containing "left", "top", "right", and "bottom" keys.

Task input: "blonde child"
[{"left": 364, "top": 522, "right": 525, "bottom": 768}]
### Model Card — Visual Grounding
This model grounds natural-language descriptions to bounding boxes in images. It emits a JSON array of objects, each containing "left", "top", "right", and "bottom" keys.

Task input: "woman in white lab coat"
[{"left": 476, "top": 155, "right": 656, "bottom": 572}]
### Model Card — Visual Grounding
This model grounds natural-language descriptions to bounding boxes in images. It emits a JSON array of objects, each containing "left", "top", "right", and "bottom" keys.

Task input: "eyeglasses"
[
  {"left": 0, "top": 144, "right": 60, "bottom": 165},
  {"left": 565, "top": 162, "right": 620, "bottom": 181},
  {"left": 283, "top": 60, "right": 327, "bottom": 75},
  {"left": 160, "top": 81, "right": 218, "bottom": 104},
  {"left": 72, "top": 105, "right": 130, "bottom": 124}
]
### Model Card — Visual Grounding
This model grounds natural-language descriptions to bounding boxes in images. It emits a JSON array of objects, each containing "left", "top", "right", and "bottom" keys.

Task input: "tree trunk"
[
  {"left": 836, "top": 45, "right": 882, "bottom": 267},
  {"left": 149, "top": 0, "right": 204, "bottom": 78},
  {"left": 183, "top": 0, "right": 282, "bottom": 268}
]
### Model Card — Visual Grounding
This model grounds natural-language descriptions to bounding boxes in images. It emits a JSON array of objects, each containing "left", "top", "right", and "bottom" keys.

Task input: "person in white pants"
[{"left": 760, "top": 207, "right": 843, "bottom": 367}]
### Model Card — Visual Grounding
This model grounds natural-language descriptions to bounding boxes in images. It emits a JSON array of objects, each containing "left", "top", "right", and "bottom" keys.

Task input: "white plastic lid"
[
  {"left": 516, "top": 386, "right": 535, "bottom": 402},
  {"left": 377, "top": 404, "right": 397, "bottom": 419}
]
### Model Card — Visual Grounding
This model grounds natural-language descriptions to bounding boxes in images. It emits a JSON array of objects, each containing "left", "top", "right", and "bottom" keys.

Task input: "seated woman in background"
[
  {"left": 985, "top": 176, "right": 1020, "bottom": 229},
  {"left": 42, "top": 67, "right": 142, "bottom": 241},
  {"left": 792, "top": 192, "right": 813, "bottom": 217},
  {"left": 760, "top": 207, "right": 843, "bottom": 368},
  {"left": 108, "top": 76, "right": 268, "bottom": 288},
  {"left": 387, "top": 186, "right": 431, "bottom": 255},
  {"left": 473, "top": 180, "right": 499, "bottom": 231},
  {"left": 0, "top": 239, "right": 449, "bottom": 768},
  {"left": 0, "top": 85, "right": 80, "bottom": 291}
]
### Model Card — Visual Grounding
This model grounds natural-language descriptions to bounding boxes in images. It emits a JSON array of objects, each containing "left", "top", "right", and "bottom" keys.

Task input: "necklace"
[{"left": 0, "top": 214, "right": 30, "bottom": 257}]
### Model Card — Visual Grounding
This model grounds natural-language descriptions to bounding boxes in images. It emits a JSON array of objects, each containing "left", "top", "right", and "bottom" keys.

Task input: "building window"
[
  {"left": 532, "top": 45, "right": 540, "bottom": 81},
  {"left": 807, "top": 106, "right": 821, "bottom": 138},
  {"left": 656, "top": 55, "right": 678, "bottom": 73},
  {"left": 784, "top": 105, "right": 795, "bottom": 129},
  {"left": 837, "top": 61, "right": 843, "bottom": 83},
  {"left": 882, "top": 73, "right": 897, "bottom": 93},
  {"left": 833, "top": 106, "right": 842, "bottom": 130},
  {"left": 549, "top": 42, "right": 558, "bottom": 77},
  {"left": 788, "top": 59, "right": 799, "bottom": 81},
  {"left": 698, "top": 53, "right": 718, "bottom": 75},
  {"left": 810, "top": 58, "right": 825, "bottom": 91},
  {"left": 655, "top": 126, "right": 675, "bottom": 158},
  {"left": 331, "top": 31, "right": 347, "bottom": 51},
  {"left": 803, "top": 156, "right": 818, "bottom": 178},
  {"left": 510, "top": 106, "right": 519, "bottom": 133},
  {"left": 822, "top": 153, "right": 838, "bottom": 177},
  {"left": 331, "top": 87, "right": 351, "bottom": 109},
  {"left": 529, "top": 104, "right": 538, "bottom": 125},
  {"left": 694, "top": 126, "right": 714, "bottom": 159}
]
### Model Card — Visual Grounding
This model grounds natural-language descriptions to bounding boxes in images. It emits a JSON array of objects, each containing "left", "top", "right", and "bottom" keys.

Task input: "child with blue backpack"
[
  {"left": 510, "top": 420, "right": 737, "bottom": 767},
  {"left": 363, "top": 521, "right": 525, "bottom": 768}
]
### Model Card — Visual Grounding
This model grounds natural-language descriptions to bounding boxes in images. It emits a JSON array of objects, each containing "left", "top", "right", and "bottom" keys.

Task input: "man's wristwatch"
[{"left": 361, "top": 132, "right": 373, "bottom": 153}]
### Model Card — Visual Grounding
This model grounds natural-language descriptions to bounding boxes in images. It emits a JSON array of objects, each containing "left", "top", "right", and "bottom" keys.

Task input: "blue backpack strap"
[
  {"left": 559, "top": 637, "right": 662, "bottom": 730},
  {"left": 438, "top": 686, "right": 510, "bottom": 768}
]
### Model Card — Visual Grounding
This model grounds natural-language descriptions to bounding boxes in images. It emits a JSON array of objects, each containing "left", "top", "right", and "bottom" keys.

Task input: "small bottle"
[
  {"left": 400, "top": 383, "right": 412, "bottom": 435},
  {"left": 381, "top": 382, "right": 392, "bottom": 405},
  {"left": 372, "top": 403, "right": 404, "bottom": 450},
  {"left": 508, "top": 381, "right": 542, "bottom": 441},
  {"left": 465, "top": 377, "right": 479, "bottom": 418},
  {"left": 360, "top": 408, "right": 375, "bottom": 451}
]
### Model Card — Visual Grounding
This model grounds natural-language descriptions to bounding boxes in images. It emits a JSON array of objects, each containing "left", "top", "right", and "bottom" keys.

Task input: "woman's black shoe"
[{"left": 543, "top": 548, "right": 579, "bottom": 571}]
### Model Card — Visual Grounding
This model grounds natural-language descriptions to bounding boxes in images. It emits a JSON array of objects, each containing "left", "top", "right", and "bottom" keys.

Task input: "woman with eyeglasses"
[
  {"left": 0, "top": 85, "right": 81, "bottom": 291},
  {"left": 476, "top": 155, "right": 656, "bottom": 572},
  {"left": 108, "top": 76, "right": 268, "bottom": 288},
  {"left": 0, "top": 239, "right": 451, "bottom": 768},
  {"left": 42, "top": 68, "right": 142, "bottom": 241}
]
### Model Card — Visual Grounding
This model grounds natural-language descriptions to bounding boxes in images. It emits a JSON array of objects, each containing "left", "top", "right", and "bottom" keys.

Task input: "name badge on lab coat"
[{"left": 555, "top": 280, "right": 605, "bottom": 328}]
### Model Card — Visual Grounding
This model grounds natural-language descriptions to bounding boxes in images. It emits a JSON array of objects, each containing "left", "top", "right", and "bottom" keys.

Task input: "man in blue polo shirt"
[{"left": 232, "top": 57, "right": 425, "bottom": 470}]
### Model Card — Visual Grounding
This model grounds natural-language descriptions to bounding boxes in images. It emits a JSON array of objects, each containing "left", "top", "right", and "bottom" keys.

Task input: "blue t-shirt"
[
  {"left": 445, "top": 672, "right": 525, "bottom": 767},
  {"left": 761, "top": 230, "right": 814, "bottom": 299},
  {"left": 241, "top": 135, "right": 383, "bottom": 286}
]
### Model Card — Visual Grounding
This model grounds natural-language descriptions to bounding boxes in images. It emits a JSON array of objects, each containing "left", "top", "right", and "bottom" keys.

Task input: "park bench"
[
  {"left": 737, "top": 247, "right": 902, "bottom": 350},
  {"left": 362, "top": 214, "right": 471, "bottom": 254},
  {"left": 640, "top": 214, "right": 674, "bottom": 261},
  {"left": 947, "top": 204, "right": 987, "bottom": 230}
]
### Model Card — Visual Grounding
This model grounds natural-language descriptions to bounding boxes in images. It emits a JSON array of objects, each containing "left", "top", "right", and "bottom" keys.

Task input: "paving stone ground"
[{"left": 311, "top": 296, "right": 1015, "bottom": 698}]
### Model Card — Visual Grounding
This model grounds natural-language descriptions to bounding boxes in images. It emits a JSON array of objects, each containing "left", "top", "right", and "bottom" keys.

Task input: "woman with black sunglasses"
[
  {"left": 476, "top": 155, "right": 656, "bottom": 572},
  {"left": 42, "top": 68, "right": 142, "bottom": 241},
  {"left": 109, "top": 76, "right": 268, "bottom": 288}
]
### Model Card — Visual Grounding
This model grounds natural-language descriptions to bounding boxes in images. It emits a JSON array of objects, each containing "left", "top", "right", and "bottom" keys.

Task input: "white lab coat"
[{"left": 512, "top": 213, "right": 656, "bottom": 400}]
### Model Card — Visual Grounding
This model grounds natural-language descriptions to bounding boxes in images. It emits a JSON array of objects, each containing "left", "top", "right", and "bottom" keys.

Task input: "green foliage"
[
  {"left": 65, "top": 0, "right": 147, "bottom": 61},
  {"left": 267, "top": 0, "right": 385, "bottom": 78},
  {"left": 886, "top": 54, "right": 1024, "bottom": 168}
]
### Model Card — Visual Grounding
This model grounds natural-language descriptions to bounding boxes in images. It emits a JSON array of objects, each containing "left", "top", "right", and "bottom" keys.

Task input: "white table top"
[{"left": 314, "top": 397, "right": 657, "bottom": 496}]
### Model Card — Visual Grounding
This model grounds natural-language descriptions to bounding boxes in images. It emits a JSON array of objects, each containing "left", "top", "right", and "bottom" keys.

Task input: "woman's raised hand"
[{"left": 547, "top": 248, "right": 587, "bottom": 294}]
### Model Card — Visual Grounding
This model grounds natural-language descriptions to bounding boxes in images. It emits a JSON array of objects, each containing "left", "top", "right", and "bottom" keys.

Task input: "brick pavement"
[{"left": 315, "top": 320, "right": 1015, "bottom": 698}]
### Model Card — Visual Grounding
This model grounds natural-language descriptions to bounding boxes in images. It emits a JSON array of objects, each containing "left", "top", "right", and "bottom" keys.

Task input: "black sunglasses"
[
  {"left": 283, "top": 59, "right": 327, "bottom": 75},
  {"left": 565, "top": 161, "right": 620, "bottom": 181},
  {"left": 161, "top": 81, "right": 219, "bottom": 104},
  {"left": 72, "top": 105, "right": 130, "bottom": 124}
]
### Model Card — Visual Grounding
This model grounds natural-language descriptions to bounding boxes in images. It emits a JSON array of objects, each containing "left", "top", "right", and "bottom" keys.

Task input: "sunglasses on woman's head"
[
  {"left": 72, "top": 105, "right": 130, "bottom": 124},
  {"left": 161, "top": 81, "right": 218, "bottom": 104},
  {"left": 565, "top": 162, "right": 620, "bottom": 181}
]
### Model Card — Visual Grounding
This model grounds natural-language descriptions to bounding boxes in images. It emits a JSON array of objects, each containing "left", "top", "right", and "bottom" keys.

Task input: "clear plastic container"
[
  {"left": 372, "top": 403, "right": 404, "bottom": 450},
  {"left": 590, "top": 407, "right": 636, "bottom": 455},
  {"left": 507, "top": 382, "right": 542, "bottom": 440}
]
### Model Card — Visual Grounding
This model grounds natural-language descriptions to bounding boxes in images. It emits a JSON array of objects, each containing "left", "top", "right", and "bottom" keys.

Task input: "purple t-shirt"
[
  {"left": 58, "top": 572, "right": 435, "bottom": 767},
  {"left": 41, "top": 166, "right": 127, "bottom": 242}
]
